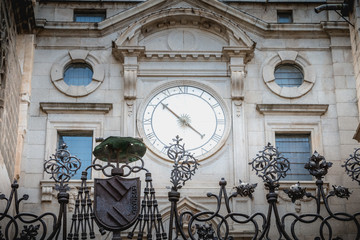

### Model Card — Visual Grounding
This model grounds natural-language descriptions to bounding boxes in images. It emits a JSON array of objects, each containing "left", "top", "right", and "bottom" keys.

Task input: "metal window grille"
[
  {"left": 74, "top": 12, "right": 105, "bottom": 23},
  {"left": 63, "top": 63, "right": 93, "bottom": 86},
  {"left": 277, "top": 10, "right": 293, "bottom": 23},
  {"left": 58, "top": 131, "right": 93, "bottom": 179},
  {"left": 275, "top": 134, "right": 312, "bottom": 181},
  {"left": 274, "top": 64, "right": 303, "bottom": 87}
]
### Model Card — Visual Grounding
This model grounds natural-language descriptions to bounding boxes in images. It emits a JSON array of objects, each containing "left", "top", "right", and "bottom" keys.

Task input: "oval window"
[
  {"left": 64, "top": 63, "right": 93, "bottom": 86},
  {"left": 274, "top": 64, "right": 303, "bottom": 87}
]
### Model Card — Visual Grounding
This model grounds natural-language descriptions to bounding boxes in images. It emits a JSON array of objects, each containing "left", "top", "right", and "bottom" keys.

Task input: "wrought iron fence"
[{"left": 0, "top": 136, "right": 359, "bottom": 239}]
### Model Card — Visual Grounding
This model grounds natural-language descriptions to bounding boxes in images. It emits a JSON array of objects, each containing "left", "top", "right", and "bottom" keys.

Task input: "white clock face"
[{"left": 139, "top": 85, "right": 229, "bottom": 160}]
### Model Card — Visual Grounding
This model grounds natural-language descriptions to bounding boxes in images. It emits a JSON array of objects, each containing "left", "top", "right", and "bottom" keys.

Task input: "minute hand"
[{"left": 161, "top": 103, "right": 205, "bottom": 139}]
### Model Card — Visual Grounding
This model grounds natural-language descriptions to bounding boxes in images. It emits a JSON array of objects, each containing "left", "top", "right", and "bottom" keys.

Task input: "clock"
[{"left": 138, "top": 83, "right": 230, "bottom": 161}]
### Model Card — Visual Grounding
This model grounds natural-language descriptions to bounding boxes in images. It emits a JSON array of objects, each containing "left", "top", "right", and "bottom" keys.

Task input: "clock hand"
[
  {"left": 161, "top": 103, "right": 182, "bottom": 119},
  {"left": 186, "top": 122, "right": 205, "bottom": 139},
  {"left": 161, "top": 103, "right": 205, "bottom": 139}
]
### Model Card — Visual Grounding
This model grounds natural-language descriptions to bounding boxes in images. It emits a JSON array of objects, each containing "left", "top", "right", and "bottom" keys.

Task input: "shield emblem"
[{"left": 94, "top": 176, "right": 141, "bottom": 231}]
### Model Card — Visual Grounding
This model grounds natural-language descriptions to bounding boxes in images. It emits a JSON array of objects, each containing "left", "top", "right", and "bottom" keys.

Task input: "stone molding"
[
  {"left": 40, "top": 102, "right": 113, "bottom": 114},
  {"left": 36, "top": 1, "right": 349, "bottom": 39},
  {"left": 50, "top": 50, "right": 105, "bottom": 97},
  {"left": 262, "top": 51, "right": 316, "bottom": 99},
  {"left": 113, "top": 8, "right": 255, "bottom": 50},
  {"left": 256, "top": 104, "right": 329, "bottom": 115}
]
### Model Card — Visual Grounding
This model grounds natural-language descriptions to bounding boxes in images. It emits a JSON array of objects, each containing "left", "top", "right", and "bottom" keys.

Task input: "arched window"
[
  {"left": 64, "top": 63, "right": 93, "bottom": 86},
  {"left": 274, "top": 64, "right": 303, "bottom": 87}
]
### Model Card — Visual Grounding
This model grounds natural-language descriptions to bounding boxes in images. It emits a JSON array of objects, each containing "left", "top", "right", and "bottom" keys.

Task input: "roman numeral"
[
  {"left": 161, "top": 146, "right": 168, "bottom": 154},
  {"left": 143, "top": 118, "right": 152, "bottom": 125},
  {"left": 212, "top": 103, "right": 220, "bottom": 108},
  {"left": 147, "top": 132, "right": 156, "bottom": 139},
  {"left": 162, "top": 89, "right": 171, "bottom": 96},
  {"left": 211, "top": 134, "right": 222, "bottom": 143},
  {"left": 201, "top": 148, "right": 208, "bottom": 154},
  {"left": 178, "top": 86, "right": 188, "bottom": 93},
  {"left": 217, "top": 119, "right": 225, "bottom": 125}
]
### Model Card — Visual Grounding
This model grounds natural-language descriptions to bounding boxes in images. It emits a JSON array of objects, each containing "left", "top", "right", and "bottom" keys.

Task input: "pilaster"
[{"left": 113, "top": 46, "right": 145, "bottom": 137}]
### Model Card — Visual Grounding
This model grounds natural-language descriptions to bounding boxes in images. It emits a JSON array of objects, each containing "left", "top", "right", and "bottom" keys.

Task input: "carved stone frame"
[
  {"left": 50, "top": 50, "right": 105, "bottom": 97},
  {"left": 262, "top": 51, "right": 316, "bottom": 98}
]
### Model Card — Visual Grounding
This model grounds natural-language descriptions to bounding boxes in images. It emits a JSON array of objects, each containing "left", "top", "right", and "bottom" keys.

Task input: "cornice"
[
  {"left": 34, "top": 0, "right": 350, "bottom": 39},
  {"left": 40, "top": 102, "right": 113, "bottom": 114},
  {"left": 256, "top": 104, "right": 329, "bottom": 115}
]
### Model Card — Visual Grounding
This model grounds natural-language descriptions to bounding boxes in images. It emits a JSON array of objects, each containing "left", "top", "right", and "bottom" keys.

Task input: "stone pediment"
[
  {"left": 108, "top": 0, "right": 256, "bottom": 59},
  {"left": 112, "top": 7, "right": 255, "bottom": 62}
]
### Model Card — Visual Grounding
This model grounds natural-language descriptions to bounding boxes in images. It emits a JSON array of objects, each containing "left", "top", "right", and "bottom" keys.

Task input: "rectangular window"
[
  {"left": 275, "top": 134, "right": 312, "bottom": 181},
  {"left": 277, "top": 10, "right": 293, "bottom": 23},
  {"left": 74, "top": 10, "right": 106, "bottom": 23},
  {"left": 58, "top": 131, "right": 93, "bottom": 180}
]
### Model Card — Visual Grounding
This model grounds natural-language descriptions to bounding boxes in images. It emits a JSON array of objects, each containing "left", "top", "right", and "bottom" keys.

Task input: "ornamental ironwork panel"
[{"left": 1, "top": 137, "right": 360, "bottom": 239}]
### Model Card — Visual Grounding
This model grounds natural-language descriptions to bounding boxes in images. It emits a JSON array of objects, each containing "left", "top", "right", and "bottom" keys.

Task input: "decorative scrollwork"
[
  {"left": 0, "top": 180, "right": 57, "bottom": 240},
  {"left": 249, "top": 142, "right": 290, "bottom": 188},
  {"left": 343, "top": 148, "right": 360, "bottom": 185},
  {"left": 17, "top": 225, "right": 40, "bottom": 240},
  {"left": 44, "top": 143, "right": 81, "bottom": 183},
  {"left": 304, "top": 151, "right": 332, "bottom": 180},
  {"left": 233, "top": 180, "right": 257, "bottom": 199},
  {"left": 330, "top": 185, "right": 352, "bottom": 199},
  {"left": 89, "top": 154, "right": 147, "bottom": 177},
  {"left": 168, "top": 136, "right": 199, "bottom": 190},
  {"left": 283, "top": 182, "right": 308, "bottom": 203},
  {"left": 195, "top": 223, "right": 217, "bottom": 240}
]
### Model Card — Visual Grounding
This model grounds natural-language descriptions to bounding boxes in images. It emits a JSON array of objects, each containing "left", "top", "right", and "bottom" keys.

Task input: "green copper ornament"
[{"left": 93, "top": 136, "right": 146, "bottom": 163}]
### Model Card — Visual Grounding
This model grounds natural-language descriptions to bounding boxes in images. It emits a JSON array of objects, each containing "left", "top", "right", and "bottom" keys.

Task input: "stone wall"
[
  {"left": 0, "top": 0, "right": 22, "bottom": 188},
  {"left": 350, "top": 1, "right": 360, "bottom": 140}
]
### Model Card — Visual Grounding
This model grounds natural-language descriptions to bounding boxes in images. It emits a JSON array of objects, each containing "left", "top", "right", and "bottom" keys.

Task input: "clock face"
[{"left": 139, "top": 84, "right": 229, "bottom": 160}]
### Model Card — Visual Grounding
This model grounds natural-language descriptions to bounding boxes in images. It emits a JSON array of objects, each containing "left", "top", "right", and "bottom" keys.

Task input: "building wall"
[
  {"left": 0, "top": 0, "right": 24, "bottom": 195},
  {"left": 17, "top": 0, "right": 360, "bottom": 239},
  {"left": 350, "top": 0, "right": 360, "bottom": 141}
]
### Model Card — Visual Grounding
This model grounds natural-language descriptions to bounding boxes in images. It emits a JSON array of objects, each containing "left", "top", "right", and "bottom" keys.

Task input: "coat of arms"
[{"left": 94, "top": 176, "right": 140, "bottom": 231}]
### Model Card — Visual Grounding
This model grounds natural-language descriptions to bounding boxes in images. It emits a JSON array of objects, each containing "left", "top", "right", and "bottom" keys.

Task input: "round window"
[
  {"left": 64, "top": 63, "right": 93, "bottom": 86},
  {"left": 274, "top": 64, "right": 303, "bottom": 88}
]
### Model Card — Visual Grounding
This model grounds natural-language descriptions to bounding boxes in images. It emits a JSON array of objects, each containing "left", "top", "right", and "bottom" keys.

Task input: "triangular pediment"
[
  {"left": 170, "top": 1, "right": 197, "bottom": 9},
  {"left": 101, "top": 0, "right": 263, "bottom": 44}
]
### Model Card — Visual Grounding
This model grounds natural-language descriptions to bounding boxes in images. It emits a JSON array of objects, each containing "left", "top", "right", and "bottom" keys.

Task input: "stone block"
[
  {"left": 54, "top": 8, "right": 73, "bottom": 21},
  {"left": 322, "top": 131, "right": 340, "bottom": 146},
  {"left": 278, "top": 51, "right": 298, "bottom": 62},
  {"left": 334, "top": 75, "right": 346, "bottom": 89},
  {"left": 27, "top": 144, "right": 45, "bottom": 159},
  {"left": 31, "top": 76, "right": 53, "bottom": 90},
  {"left": 333, "top": 63, "right": 355, "bottom": 76},
  {"left": 336, "top": 103, "right": 358, "bottom": 117},
  {"left": 317, "top": 91, "right": 336, "bottom": 104},
  {"left": 339, "top": 130, "right": 359, "bottom": 144},
  {"left": 345, "top": 75, "right": 356, "bottom": 88},
  {"left": 25, "top": 158, "right": 46, "bottom": 174},
  {"left": 69, "top": 49, "right": 89, "bottom": 60},
  {"left": 321, "top": 118, "right": 339, "bottom": 132},
  {"left": 32, "top": 63, "right": 52, "bottom": 76},
  {"left": 337, "top": 117, "right": 359, "bottom": 130},
  {"left": 27, "top": 130, "right": 46, "bottom": 145},
  {"left": 335, "top": 89, "right": 357, "bottom": 103}
]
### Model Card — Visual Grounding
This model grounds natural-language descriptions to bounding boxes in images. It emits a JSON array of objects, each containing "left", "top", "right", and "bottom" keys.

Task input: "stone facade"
[
  {"left": 0, "top": 0, "right": 35, "bottom": 199},
  {"left": 1, "top": 0, "right": 360, "bottom": 239}
]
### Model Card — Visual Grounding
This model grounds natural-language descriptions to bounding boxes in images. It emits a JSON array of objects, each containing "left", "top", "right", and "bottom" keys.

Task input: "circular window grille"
[
  {"left": 64, "top": 63, "right": 93, "bottom": 86},
  {"left": 274, "top": 64, "right": 303, "bottom": 88}
]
